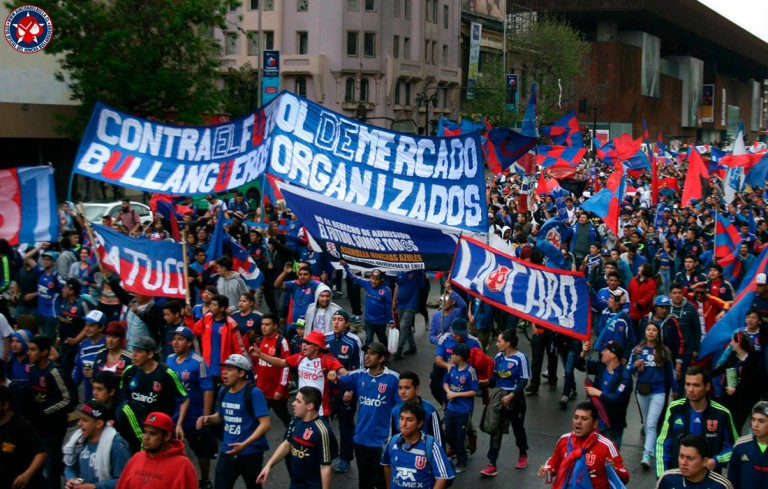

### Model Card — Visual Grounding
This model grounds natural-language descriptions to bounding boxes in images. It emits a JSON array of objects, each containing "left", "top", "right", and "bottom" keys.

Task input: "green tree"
[
  {"left": 8, "top": 0, "right": 240, "bottom": 138},
  {"left": 461, "top": 56, "right": 514, "bottom": 127}
]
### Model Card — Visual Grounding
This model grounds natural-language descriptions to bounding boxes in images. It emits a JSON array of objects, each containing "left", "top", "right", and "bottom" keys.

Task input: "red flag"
[
  {"left": 681, "top": 148, "right": 710, "bottom": 206},
  {"left": 612, "top": 134, "right": 642, "bottom": 161}
]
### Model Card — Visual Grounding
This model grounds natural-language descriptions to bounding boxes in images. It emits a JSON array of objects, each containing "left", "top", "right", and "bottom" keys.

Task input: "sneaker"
[
  {"left": 391, "top": 353, "right": 403, "bottom": 361},
  {"left": 525, "top": 389, "right": 539, "bottom": 396},
  {"left": 549, "top": 383, "right": 559, "bottom": 391},
  {"left": 641, "top": 455, "right": 651, "bottom": 471},
  {"left": 333, "top": 291, "right": 343, "bottom": 299},
  {"left": 569, "top": 389, "right": 578, "bottom": 400},
  {"left": 336, "top": 459, "right": 351, "bottom": 473},
  {"left": 559, "top": 395, "right": 569, "bottom": 409},
  {"left": 524, "top": 384, "right": 537, "bottom": 392},
  {"left": 455, "top": 462, "right": 467, "bottom": 474},
  {"left": 516, "top": 454, "right": 529, "bottom": 469},
  {"left": 480, "top": 463, "right": 498, "bottom": 477},
  {"left": 467, "top": 428, "right": 478, "bottom": 454},
  {"left": 403, "top": 349, "right": 418, "bottom": 356},
  {"left": 542, "top": 373, "right": 549, "bottom": 380},
  {"left": 351, "top": 315, "right": 362, "bottom": 323}
]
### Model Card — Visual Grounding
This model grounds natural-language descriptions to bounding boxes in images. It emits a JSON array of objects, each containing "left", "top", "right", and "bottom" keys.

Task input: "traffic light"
[{"left": 506, "top": 74, "right": 519, "bottom": 111}]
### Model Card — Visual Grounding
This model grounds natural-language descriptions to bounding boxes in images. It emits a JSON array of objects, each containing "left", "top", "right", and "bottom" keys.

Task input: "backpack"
[
  {"left": 218, "top": 382, "right": 255, "bottom": 417},
  {"left": 391, "top": 433, "right": 454, "bottom": 488}
]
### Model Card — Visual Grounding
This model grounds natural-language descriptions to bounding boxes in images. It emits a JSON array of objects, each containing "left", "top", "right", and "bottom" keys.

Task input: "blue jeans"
[
  {"left": 444, "top": 410, "right": 470, "bottom": 464},
  {"left": 364, "top": 322, "right": 387, "bottom": 347},
  {"left": 637, "top": 391, "right": 666, "bottom": 457},
  {"left": 215, "top": 451, "right": 264, "bottom": 489},
  {"left": 559, "top": 348, "right": 578, "bottom": 398},
  {"left": 332, "top": 396, "right": 357, "bottom": 462}
]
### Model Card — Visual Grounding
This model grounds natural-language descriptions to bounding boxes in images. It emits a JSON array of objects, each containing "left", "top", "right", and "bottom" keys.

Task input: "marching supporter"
[
  {"left": 639, "top": 295, "right": 685, "bottom": 382},
  {"left": 442, "top": 342, "right": 479, "bottom": 474},
  {"left": 754, "top": 273, "right": 768, "bottom": 326},
  {"left": 191, "top": 285, "right": 217, "bottom": 321},
  {"left": 117, "top": 336, "right": 188, "bottom": 453},
  {"left": 251, "top": 330, "right": 347, "bottom": 417},
  {"left": 537, "top": 402, "right": 629, "bottom": 489},
  {"left": 627, "top": 263, "right": 657, "bottom": 338},
  {"left": 569, "top": 213, "right": 600, "bottom": 263},
  {"left": 215, "top": 255, "right": 249, "bottom": 313},
  {"left": 63, "top": 399, "right": 131, "bottom": 489},
  {"left": 27, "top": 335, "right": 73, "bottom": 489},
  {"left": 657, "top": 434, "right": 733, "bottom": 489},
  {"left": 160, "top": 300, "right": 186, "bottom": 360},
  {"left": 621, "top": 243, "right": 648, "bottom": 277},
  {"left": 480, "top": 329, "right": 530, "bottom": 477},
  {"left": 338, "top": 342, "right": 400, "bottom": 489},
  {"left": 392, "top": 269, "right": 425, "bottom": 358},
  {"left": 7, "top": 329, "right": 33, "bottom": 402},
  {"left": 391, "top": 371, "right": 442, "bottom": 446},
  {"left": 609, "top": 248, "right": 632, "bottom": 288},
  {"left": 710, "top": 331, "right": 766, "bottom": 434},
  {"left": 92, "top": 321, "right": 132, "bottom": 376},
  {"left": 305, "top": 284, "right": 341, "bottom": 335},
  {"left": 115, "top": 412, "right": 198, "bottom": 489},
  {"left": 91, "top": 371, "right": 122, "bottom": 414},
  {"left": 325, "top": 310, "right": 363, "bottom": 473},
  {"left": 595, "top": 270, "right": 630, "bottom": 313},
  {"left": 15, "top": 247, "right": 42, "bottom": 319},
  {"left": 167, "top": 326, "right": 217, "bottom": 489},
  {"left": 728, "top": 401, "right": 768, "bottom": 489},
  {"left": 674, "top": 255, "right": 706, "bottom": 294},
  {"left": 31, "top": 247, "right": 65, "bottom": 340},
  {"left": 340, "top": 260, "right": 394, "bottom": 347},
  {"left": 58, "top": 278, "right": 93, "bottom": 378},
  {"left": 707, "top": 263, "right": 735, "bottom": 303},
  {"left": 197, "top": 354, "right": 271, "bottom": 489},
  {"left": 256, "top": 387, "right": 338, "bottom": 489},
  {"left": 69, "top": 246, "right": 99, "bottom": 297},
  {"left": 655, "top": 238, "right": 676, "bottom": 295},
  {"left": 72, "top": 310, "right": 107, "bottom": 402},
  {"left": 253, "top": 312, "right": 292, "bottom": 428},
  {"left": 720, "top": 309, "right": 768, "bottom": 371},
  {"left": 428, "top": 286, "right": 467, "bottom": 345},
  {"left": 105, "top": 270, "right": 164, "bottom": 352},
  {"left": 274, "top": 261, "right": 320, "bottom": 331},
  {"left": 381, "top": 402, "right": 455, "bottom": 489},
  {"left": 686, "top": 282, "right": 729, "bottom": 338},
  {"left": 592, "top": 289, "right": 635, "bottom": 356},
  {"left": 669, "top": 282, "right": 700, "bottom": 395},
  {"left": 186, "top": 294, "right": 249, "bottom": 390},
  {"left": 628, "top": 321, "right": 677, "bottom": 470},
  {"left": 0, "top": 384, "right": 47, "bottom": 489},
  {"left": 113, "top": 199, "right": 141, "bottom": 236},
  {"left": 232, "top": 290, "right": 263, "bottom": 342},
  {"left": 430, "top": 317, "right": 481, "bottom": 406},
  {"left": 656, "top": 366, "right": 738, "bottom": 478},
  {"left": 467, "top": 296, "right": 495, "bottom": 351}
]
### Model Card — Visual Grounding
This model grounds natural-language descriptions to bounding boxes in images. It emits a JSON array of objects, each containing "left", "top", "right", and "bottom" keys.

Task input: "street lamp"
[{"left": 416, "top": 89, "right": 439, "bottom": 136}]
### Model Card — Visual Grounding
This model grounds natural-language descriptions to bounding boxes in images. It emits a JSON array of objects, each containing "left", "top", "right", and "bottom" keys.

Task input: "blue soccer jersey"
[
  {"left": 339, "top": 368, "right": 400, "bottom": 447},
  {"left": 168, "top": 352, "right": 213, "bottom": 427},
  {"left": 443, "top": 364, "right": 479, "bottom": 414},
  {"left": 381, "top": 433, "right": 455, "bottom": 489}
]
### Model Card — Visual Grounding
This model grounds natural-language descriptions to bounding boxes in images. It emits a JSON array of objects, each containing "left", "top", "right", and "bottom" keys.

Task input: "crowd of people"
[{"left": 0, "top": 151, "right": 767, "bottom": 489}]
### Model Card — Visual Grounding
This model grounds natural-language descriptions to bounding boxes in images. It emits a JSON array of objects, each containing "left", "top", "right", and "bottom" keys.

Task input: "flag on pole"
[
  {"left": 521, "top": 83, "right": 538, "bottom": 138},
  {"left": 581, "top": 164, "right": 626, "bottom": 236},
  {"left": 540, "top": 111, "right": 583, "bottom": 147},
  {"left": 681, "top": 147, "right": 710, "bottom": 206}
]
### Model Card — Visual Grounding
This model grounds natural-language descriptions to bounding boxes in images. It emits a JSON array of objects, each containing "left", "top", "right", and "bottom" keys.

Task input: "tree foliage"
[
  {"left": 460, "top": 56, "right": 513, "bottom": 127},
  {"left": 7, "top": 0, "right": 240, "bottom": 138}
]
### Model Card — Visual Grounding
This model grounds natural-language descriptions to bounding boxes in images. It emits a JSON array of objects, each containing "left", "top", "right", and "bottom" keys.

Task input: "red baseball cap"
[
  {"left": 303, "top": 330, "right": 327, "bottom": 350},
  {"left": 144, "top": 412, "right": 174, "bottom": 433}
]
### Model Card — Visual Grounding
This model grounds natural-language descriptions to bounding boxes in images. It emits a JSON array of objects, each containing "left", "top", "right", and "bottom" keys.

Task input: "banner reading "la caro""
[{"left": 450, "top": 236, "right": 591, "bottom": 340}]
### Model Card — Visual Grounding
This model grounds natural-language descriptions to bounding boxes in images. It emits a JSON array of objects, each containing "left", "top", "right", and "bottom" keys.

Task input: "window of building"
[
  {"left": 247, "top": 31, "right": 259, "bottom": 56},
  {"left": 297, "top": 31, "right": 308, "bottom": 54},
  {"left": 264, "top": 0, "right": 274, "bottom": 9},
  {"left": 360, "top": 78, "right": 369, "bottom": 101},
  {"left": 404, "top": 37, "right": 410, "bottom": 59},
  {"left": 225, "top": 32, "right": 239, "bottom": 55},
  {"left": 364, "top": 32, "right": 376, "bottom": 57},
  {"left": 404, "top": 0, "right": 410, "bottom": 19},
  {"left": 249, "top": 0, "right": 259, "bottom": 10},
  {"left": 365, "top": 0, "right": 375, "bottom": 12},
  {"left": 393, "top": 35, "right": 399, "bottom": 58},
  {"left": 432, "top": 0, "right": 438, "bottom": 23},
  {"left": 347, "top": 31, "right": 359, "bottom": 56},
  {"left": 345, "top": 78, "right": 355, "bottom": 102},
  {"left": 295, "top": 77, "right": 307, "bottom": 97},
  {"left": 395, "top": 82, "right": 401, "bottom": 104},
  {"left": 348, "top": 0, "right": 359, "bottom": 10},
  {"left": 443, "top": 5, "right": 449, "bottom": 28},
  {"left": 298, "top": 0, "right": 308, "bottom": 12},
  {"left": 229, "top": 2, "right": 238, "bottom": 12},
  {"left": 394, "top": 0, "right": 400, "bottom": 17},
  {"left": 424, "top": 40, "right": 429, "bottom": 64},
  {"left": 264, "top": 31, "right": 274, "bottom": 50},
  {"left": 442, "top": 44, "right": 448, "bottom": 63},
  {"left": 405, "top": 81, "right": 411, "bottom": 105},
  {"left": 431, "top": 42, "right": 436, "bottom": 65},
  {"left": 426, "top": 0, "right": 432, "bottom": 22}
]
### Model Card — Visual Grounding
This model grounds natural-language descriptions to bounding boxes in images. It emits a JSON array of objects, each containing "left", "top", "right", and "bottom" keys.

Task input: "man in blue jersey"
[
  {"left": 338, "top": 342, "right": 400, "bottom": 489},
  {"left": 340, "top": 260, "right": 394, "bottom": 347},
  {"left": 167, "top": 326, "right": 216, "bottom": 489},
  {"left": 257, "top": 386, "right": 338, "bottom": 489},
  {"left": 392, "top": 270, "right": 425, "bottom": 359},
  {"left": 442, "top": 342, "right": 479, "bottom": 474},
  {"left": 31, "top": 248, "right": 64, "bottom": 339},
  {"left": 431, "top": 318, "right": 481, "bottom": 406},
  {"left": 382, "top": 403, "right": 455, "bottom": 489},
  {"left": 391, "top": 371, "right": 442, "bottom": 446},
  {"left": 657, "top": 435, "right": 733, "bottom": 489},
  {"left": 72, "top": 310, "right": 107, "bottom": 402},
  {"left": 324, "top": 310, "right": 363, "bottom": 473},
  {"left": 197, "top": 354, "right": 271, "bottom": 489},
  {"left": 728, "top": 401, "right": 768, "bottom": 489},
  {"left": 275, "top": 262, "right": 320, "bottom": 329}
]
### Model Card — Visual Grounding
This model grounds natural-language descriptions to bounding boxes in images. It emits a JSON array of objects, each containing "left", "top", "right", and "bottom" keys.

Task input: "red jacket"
[
  {"left": 116, "top": 439, "right": 198, "bottom": 489},
  {"left": 545, "top": 431, "right": 629, "bottom": 489},
  {"left": 628, "top": 277, "right": 657, "bottom": 320},
  {"left": 254, "top": 333, "right": 291, "bottom": 399},
  {"left": 186, "top": 313, "right": 248, "bottom": 368}
]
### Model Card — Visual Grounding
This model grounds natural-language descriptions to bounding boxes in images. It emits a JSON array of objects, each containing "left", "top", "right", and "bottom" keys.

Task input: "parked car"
[{"left": 81, "top": 201, "right": 153, "bottom": 226}]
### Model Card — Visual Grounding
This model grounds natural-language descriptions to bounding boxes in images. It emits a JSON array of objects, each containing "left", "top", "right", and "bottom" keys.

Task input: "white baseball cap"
[{"left": 757, "top": 273, "right": 767, "bottom": 285}]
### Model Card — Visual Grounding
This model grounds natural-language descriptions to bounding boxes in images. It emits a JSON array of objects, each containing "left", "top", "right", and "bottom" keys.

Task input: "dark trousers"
[
  {"left": 355, "top": 444, "right": 386, "bottom": 489},
  {"left": 346, "top": 277, "right": 362, "bottom": 316},
  {"left": 267, "top": 398, "right": 291, "bottom": 428},
  {"left": 215, "top": 451, "right": 264, "bottom": 489},
  {"left": 332, "top": 396, "right": 357, "bottom": 461},
  {"left": 599, "top": 425, "right": 624, "bottom": 450},
  {"left": 444, "top": 410, "right": 470, "bottom": 464},
  {"left": 530, "top": 330, "right": 558, "bottom": 390},
  {"left": 559, "top": 348, "right": 578, "bottom": 397},
  {"left": 59, "top": 342, "right": 79, "bottom": 380},
  {"left": 42, "top": 425, "right": 67, "bottom": 489},
  {"left": 487, "top": 397, "right": 528, "bottom": 463},
  {"left": 364, "top": 322, "right": 387, "bottom": 347}
]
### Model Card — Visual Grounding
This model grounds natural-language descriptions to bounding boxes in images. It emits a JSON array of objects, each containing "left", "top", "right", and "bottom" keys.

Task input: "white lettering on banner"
[
  {"left": 100, "top": 245, "right": 186, "bottom": 296},
  {"left": 314, "top": 216, "right": 418, "bottom": 253}
]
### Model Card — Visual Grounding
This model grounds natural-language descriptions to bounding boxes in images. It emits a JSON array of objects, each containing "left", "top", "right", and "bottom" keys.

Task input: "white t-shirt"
[{"left": 0, "top": 313, "right": 13, "bottom": 360}]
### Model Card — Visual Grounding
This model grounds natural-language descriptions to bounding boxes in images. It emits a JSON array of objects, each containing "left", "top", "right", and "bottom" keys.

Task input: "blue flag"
[
  {"left": 537, "top": 218, "right": 570, "bottom": 270},
  {"left": 521, "top": 82, "right": 538, "bottom": 138},
  {"left": 206, "top": 208, "right": 225, "bottom": 265}
]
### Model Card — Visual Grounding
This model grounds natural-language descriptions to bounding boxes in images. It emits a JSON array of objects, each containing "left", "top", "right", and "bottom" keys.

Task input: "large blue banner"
[
  {"left": 91, "top": 223, "right": 187, "bottom": 299},
  {"left": 450, "top": 236, "right": 591, "bottom": 340},
  {"left": 279, "top": 183, "right": 475, "bottom": 271},
  {"left": 267, "top": 93, "right": 486, "bottom": 233}
]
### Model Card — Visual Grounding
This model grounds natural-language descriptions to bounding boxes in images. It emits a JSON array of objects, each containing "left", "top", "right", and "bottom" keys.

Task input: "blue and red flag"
[
  {"left": 436, "top": 118, "right": 482, "bottom": 137},
  {"left": 0, "top": 166, "right": 59, "bottom": 245},
  {"left": 624, "top": 150, "right": 650, "bottom": 176},
  {"left": 580, "top": 164, "right": 626, "bottom": 236},
  {"left": 520, "top": 83, "right": 538, "bottom": 138},
  {"left": 263, "top": 174, "right": 285, "bottom": 206},
  {"left": 537, "top": 218, "right": 570, "bottom": 269},
  {"left": 681, "top": 147, "right": 710, "bottom": 206},
  {"left": 612, "top": 134, "right": 643, "bottom": 162},
  {"left": 537, "top": 145, "right": 587, "bottom": 179},
  {"left": 715, "top": 214, "right": 743, "bottom": 287},
  {"left": 150, "top": 193, "right": 182, "bottom": 241},
  {"left": 593, "top": 138, "right": 617, "bottom": 166},
  {"left": 225, "top": 234, "right": 264, "bottom": 289},
  {"left": 745, "top": 153, "right": 768, "bottom": 189},
  {"left": 699, "top": 245, "right": 768, "bottom": 360},
  {"left": 541, "top": 111, "right": 583, "bottom": 147},
  {"left": 487, "top": 125, "right": 539, "bottom": 174},
  {"left": 206, "top": 208, "right": 225, "bottom": 265}
]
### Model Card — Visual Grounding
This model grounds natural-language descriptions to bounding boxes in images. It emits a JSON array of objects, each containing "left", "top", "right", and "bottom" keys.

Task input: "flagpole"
[
  {"left": 77, "top": 204, "right": 104, "bottom": 274},
  {"left": 181, "top": 229, "right": 191, "bottom": 306}
]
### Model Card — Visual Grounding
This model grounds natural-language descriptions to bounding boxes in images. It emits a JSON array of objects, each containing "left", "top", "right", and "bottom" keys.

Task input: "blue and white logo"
[{"left": 5, "top": 5, "right": 53, "bottom": 54}]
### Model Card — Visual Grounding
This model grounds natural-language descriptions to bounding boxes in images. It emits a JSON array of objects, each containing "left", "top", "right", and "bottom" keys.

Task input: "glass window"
[
  {"left": 393, "top": 35, "right": 399, "bottom": 59},
  {"left": 405, "top": 81, "right": 411, "bottom": 105},
  {"left": 431, "top": 42, "right": 436, "bottom": 65},
  {"left": 264, "top": 0, "right": 274, "bottom": 10},
  {"left": 404, "top": 37, "right": 410, "bottom": 60},
  {"left": 426, "top": 0, "right": 432, "bottom": 23},
  {"left": 249, "top": 0, "right": 259, "bottom": 10},
  {"left": 442, "top": 44, "right": 448, "bottom": 63},
  {"left": 345, "top": 78, "right": 355, "bottom": 102},
  {"left": 347, "top": 31, "right": 359, "bottom": 57},
  {"left": 443, "top": 5, "right": 449, "bottom": 28},
  {"left": 264, "top": 31, "right": 274, "bottom": 50},
  {"left": 297, "top": 32, "right": 308, "bottom": 54},
  {"left": 395, "top": 82, "right": 401, "bottom": 105},
  {"left": 404, "top": 0, "right": 410, "bottom": 19},
  {"left": 432, "top": 0, "right": 438, "bottom": 23},
  {"left": 360, "top": 78, "right": 369, "bottom": 101},
  {"left": 348, "top": 0, "right": 359, "bottom": 10},
  {"left": 248, "top": 31, "right": 259, "bottom": 56},
  {"left": 424, "top": 40, "right": 429, "bottom": 64},
  {"left": 394, "top": 0, "right": 400, "bottom": 17},
  {"left": 295, "top": 77, "right": 307, "bottom": 97},
  {"left": 364, "top": 32, "right": 376, "bottom": 57},
  {"left": 298, "top": 0, "right": 308, "bottom": 12},
  {"left": 225, "top": 32, "right": 238, "bottom": 55},
  {"left": 365, "top": 0, "right": 375, "bottom": 12}
]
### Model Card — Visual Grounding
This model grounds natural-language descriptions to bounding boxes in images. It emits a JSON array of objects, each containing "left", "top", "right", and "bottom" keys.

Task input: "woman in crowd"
[
  {"left": 92, "top": 321, "right": 132, "bottom": 376},
  {"left": 232, "top": 291, "right": 262, "bottom": 344}
]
